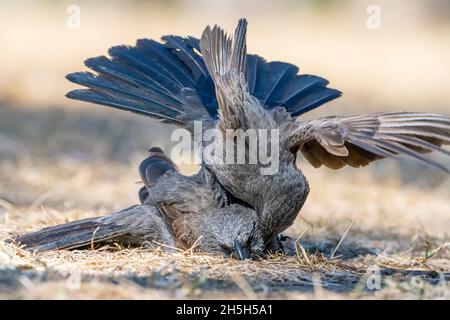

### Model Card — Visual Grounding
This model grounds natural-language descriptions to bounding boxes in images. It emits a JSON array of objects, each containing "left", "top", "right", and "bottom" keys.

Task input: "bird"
[
  {"left": 10, "top": 202, "right": 264, "bottom": 259},
  {"left": 10, "top": 19, "right": 450, "bottom": 259},
  {"left": 11, "top": 147, "right": 266, "bottom": 259}
]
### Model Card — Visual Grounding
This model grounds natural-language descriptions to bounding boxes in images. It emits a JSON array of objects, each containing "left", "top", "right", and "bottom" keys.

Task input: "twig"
[
  {"left": 425, "top": 242, "right": 449, "bottom": 260},
  {"left": 28, "top": 188, "right": 57, "bottom": 211}
]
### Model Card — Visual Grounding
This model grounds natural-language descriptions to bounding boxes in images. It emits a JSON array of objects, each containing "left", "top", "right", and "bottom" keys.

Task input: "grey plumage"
[{"left": 10, "top": 19, "right": 450, "bottom": 259}]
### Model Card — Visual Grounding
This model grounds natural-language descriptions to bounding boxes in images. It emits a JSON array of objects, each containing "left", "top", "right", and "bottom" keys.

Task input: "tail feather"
[
  {"left": 245, "top": 54, "right": 259, "bottom": 94},
  {"left": 67, "top": 37, "right": 214, "bottom": 126},
  {"left": 66, "top": 72, "right": 183, "bottom": 117},
  {"left": 138, "top": 147, "right": 179, "bottom": 204},
  {"left": 108, "top": 45, "right": 184, "bottom": 93},
  {"left": 137, "top": 39, "right": 198, "bottom": 88},
  {"left": 288, "top": 87, "right": 342, "bottom": 116},
  {"left": 200, "top": 18, "right": 248, "bottom": 82},
  {"left": 282, "top": 75, "right": 330, "bottom": 105},
  {"left": 161, "top": 36, "right": 209, "bottom": 81},
  {"left": 10, "top": 217, "right": 125, "bottom": 252}
]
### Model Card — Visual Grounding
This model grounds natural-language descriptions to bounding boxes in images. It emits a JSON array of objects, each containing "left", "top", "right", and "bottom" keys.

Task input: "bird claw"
[
  {"left": 277, "top": 234, "right": 294, "bottom": 255},
  {"left": 265, "top": 234, "right": 293, "bottom": 256}
]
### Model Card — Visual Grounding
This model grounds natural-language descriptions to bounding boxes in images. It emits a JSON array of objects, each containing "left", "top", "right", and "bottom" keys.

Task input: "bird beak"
[{"left": 233, "top": 240, "right": 248, "bottom": 260}]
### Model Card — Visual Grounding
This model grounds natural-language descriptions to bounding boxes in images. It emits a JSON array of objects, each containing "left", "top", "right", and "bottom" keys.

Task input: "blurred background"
[{"left": 0, "top": 0, "right": 449, "bottom": 212}]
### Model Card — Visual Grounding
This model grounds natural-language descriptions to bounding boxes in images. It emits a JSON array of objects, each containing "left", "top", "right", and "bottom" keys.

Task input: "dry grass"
[{"left": 0, "top": 155, "right": 449, "bottom": 299}]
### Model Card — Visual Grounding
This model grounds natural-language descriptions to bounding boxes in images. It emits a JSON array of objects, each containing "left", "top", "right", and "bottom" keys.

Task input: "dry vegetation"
[{"left": 0, "top": 0, "right": 449, "bottom": 300}]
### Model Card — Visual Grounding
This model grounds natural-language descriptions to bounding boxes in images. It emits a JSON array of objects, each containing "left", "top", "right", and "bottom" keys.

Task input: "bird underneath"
[
  {"left": 12, "top": 148, "right": 266, "bottom": 260},
  {"left": 9, "top": 19, "right": 450, "bottom": 259}
]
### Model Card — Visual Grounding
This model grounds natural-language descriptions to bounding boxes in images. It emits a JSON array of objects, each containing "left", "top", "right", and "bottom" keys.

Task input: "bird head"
[
  {"left": 196, "top": 204, "right": 265, "bottom": 260},
  {"left": 202, "top": 107, "right": 309, "bottom": 242}
]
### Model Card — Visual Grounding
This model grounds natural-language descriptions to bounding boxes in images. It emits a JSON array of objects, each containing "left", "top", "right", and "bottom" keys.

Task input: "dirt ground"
[{"left": 0, "top": 106, "right": 449, "bottom": 300}]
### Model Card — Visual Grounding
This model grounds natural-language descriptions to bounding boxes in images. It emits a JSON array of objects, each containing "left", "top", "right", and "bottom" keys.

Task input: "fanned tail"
[
  {"left": 8, "top": 205, "right": 173, "bottom": 252},
  {"left": 9, "top": 217, "right": 123, "bottom": 252}
]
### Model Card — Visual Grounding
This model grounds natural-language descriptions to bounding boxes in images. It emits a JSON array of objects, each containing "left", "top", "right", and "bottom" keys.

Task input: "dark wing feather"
[
  {"left": 139, "top": 148, "right": 179, "bottom": 191},
  {"left": 245, "top": 55, "right": 342, "bottom": 115},
  {"left": 162, "top": 35, "right": 209, "bottom": 81},
  {"left": 245, "top": 54, "right": 259, "bottom": 94},
  {"left": 294, "top": 112, "right": 450, "bottom": 172},
  {"left": 67, "top": 37, "right": 214, "bottom": 128},
  {"left": 261, "top": 62, "right": 298, "bottom": 107}
]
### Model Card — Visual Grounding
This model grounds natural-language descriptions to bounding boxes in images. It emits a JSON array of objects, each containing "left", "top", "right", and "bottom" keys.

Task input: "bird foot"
[{"left": 265, "top": 234, "right": 294, "bottom": 256}]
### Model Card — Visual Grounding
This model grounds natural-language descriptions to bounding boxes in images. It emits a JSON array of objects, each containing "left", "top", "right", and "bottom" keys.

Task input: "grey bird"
[{"left": 10, "top": 19, "right": 450, "bottom": 258}]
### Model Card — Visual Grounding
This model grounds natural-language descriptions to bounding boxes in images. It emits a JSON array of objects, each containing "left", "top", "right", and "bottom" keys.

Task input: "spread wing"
[
  {"left": 292, "top": 112, "right": 450, "bottom": 172},
  {"left": 199, "top": 19, "right": 250, "bottom": 130}
]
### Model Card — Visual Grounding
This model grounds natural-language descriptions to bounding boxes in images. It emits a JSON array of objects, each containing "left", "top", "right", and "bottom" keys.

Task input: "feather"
[
  {"left": 84, "top": 56, "right": 183, "bottom": 105},
  {"left": 295, "top": 112, "right": 450, "bottom": 172},
  {"left": 66, "top": 19, "right": 343, "bottom": 128},
  {"left": 137, "top": 39, "right": 197, "bottom": 88},
  {"left": 67, "top": 71, "right": 182, "bottom": 114},
  {"left": 11, "top": 217, "right": 125, "bottom": 252},
  {"left": 230, "top": 19, "right": 248, "bottom": 73},
  {"left": 245, "top": 54, "right": 259, "bottom": 94},
  {"left": 162, "top": 35, "right": 208, "bottom": 81},
  {"left": 289, "top": 88, "right": 342, "bottom": 117}
]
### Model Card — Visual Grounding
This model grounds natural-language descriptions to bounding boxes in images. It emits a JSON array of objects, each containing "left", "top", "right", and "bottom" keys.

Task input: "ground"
[{"left": 0, "top": 106, "right": 448, "bottom": 299}]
